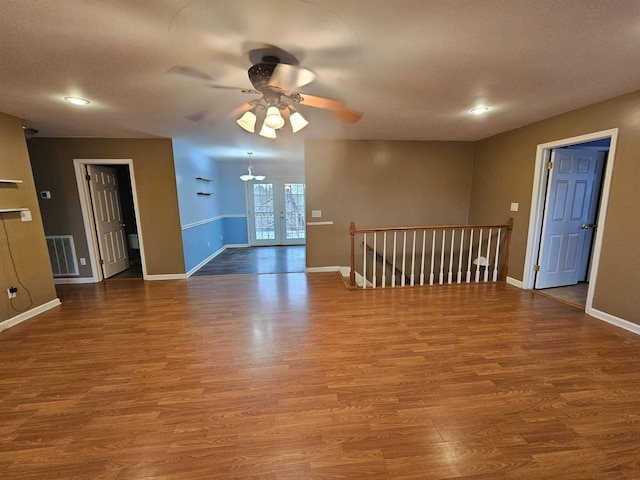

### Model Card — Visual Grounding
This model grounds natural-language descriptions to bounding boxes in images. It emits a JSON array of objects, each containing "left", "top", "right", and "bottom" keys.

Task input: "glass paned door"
[
  {"left": 248, "top": 179, "right": 305, "bottom": 246},
  {"left": 253, "top": 183, "right": 275, "bottom": 241},
  {"left": 284, "top": 183, "right": 305, "bottom": 241}
]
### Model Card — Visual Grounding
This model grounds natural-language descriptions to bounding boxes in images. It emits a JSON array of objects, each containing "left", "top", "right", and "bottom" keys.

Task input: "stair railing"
[{"left": 349, "top": 219, "right": 513, "bottom": 289}]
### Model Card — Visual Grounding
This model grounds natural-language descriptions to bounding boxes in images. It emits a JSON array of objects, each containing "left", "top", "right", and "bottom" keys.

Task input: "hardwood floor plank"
[{"left": 1, "top": 273, "right": 640, "bottom": 478}]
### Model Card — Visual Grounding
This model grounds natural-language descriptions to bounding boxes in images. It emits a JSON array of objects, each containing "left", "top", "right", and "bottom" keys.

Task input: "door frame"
[
  {"left": 522, "top": 128, "right": 618, "bottom": 314},
  {"left": 245, "top": 176, "right": 305, "bottom": 247},
  {"left": 73, "top": 159, "right": 147, "bottom": 282}
]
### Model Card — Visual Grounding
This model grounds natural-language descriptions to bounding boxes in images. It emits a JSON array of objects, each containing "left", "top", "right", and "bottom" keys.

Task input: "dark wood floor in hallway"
[
  {"left": 193, "top": 246, "right": 305, "bottom": 276},
  {"left": 1, "top": 273, "right": 640, "bottom": 479}
]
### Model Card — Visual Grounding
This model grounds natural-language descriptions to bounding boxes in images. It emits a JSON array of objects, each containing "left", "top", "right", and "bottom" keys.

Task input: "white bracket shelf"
[
  {"left": 0, "top": 208, "right": 29, "bottom": 213},
  {"left": 0, "top": 179, "right": 23, "bottom": 184}
]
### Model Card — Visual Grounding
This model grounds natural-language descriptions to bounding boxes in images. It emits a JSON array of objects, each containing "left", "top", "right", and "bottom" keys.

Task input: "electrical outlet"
[
  {"left": 79, "top": 258, "right": 86, "bottom": 266},
  {"left": 7, "top": 287, "right": 17, "bottom": 299}
]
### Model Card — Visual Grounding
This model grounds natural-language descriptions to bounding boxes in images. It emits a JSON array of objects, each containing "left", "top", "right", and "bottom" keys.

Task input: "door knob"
[{"left": 580, "top": 224, "right": 596, "bottom": 229}]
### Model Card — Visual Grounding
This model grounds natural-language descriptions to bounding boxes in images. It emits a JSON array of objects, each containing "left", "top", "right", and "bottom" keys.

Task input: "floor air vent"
[{"left": 46, "top": 235, "right": 79, "bottom": 276}]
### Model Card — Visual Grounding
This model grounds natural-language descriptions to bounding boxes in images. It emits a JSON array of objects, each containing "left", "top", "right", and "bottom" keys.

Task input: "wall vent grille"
[{"left": 46, "top": 235, "right": 79, "bottom": 276}]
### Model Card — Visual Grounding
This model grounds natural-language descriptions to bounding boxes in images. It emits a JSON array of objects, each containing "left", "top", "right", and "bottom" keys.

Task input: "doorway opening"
[
  {"left": 522, "top": 129, "right": 618, "bottom": 314},
  {"left": 73, "top": 159, "right": 146, "bottom": 282},
  {"left": 246, "top": 177, "right": 306, "bottom": 246}
]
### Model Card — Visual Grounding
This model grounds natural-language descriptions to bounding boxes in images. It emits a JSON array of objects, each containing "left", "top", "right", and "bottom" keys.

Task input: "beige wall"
[
  {"left": 470, "top": 90, "right": 640, "bottom": 324},
  {"left": 305, "top": 140, "right": 475, "bottom": 267},
  {"left": 28, "top": 138, "right": 185, "bottom": 277},
  {"left": 0, "top": 114, "right": 58, "bottom": 322}
]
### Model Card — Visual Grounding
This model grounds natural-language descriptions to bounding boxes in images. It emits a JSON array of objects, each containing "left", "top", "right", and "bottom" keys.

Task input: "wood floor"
[
  {"left": 193, "top": 246, "right": 306, "bottom": 276},
  {"left": 1, "top": 274, "right": 640, "bottom": 479}
]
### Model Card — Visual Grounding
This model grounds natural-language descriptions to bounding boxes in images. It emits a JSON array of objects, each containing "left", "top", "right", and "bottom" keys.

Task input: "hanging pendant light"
[{"left": 239, "top": 152, "right": 266, "bottom": 182}]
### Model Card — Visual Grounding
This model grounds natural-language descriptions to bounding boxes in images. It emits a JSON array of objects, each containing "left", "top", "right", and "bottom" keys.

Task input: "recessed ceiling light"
[
  {"left": 470, "top": 106, "right": 490, "bottom": 115},
  {"left": 64, "top": 96, "right": 90, "bottom": 105}
]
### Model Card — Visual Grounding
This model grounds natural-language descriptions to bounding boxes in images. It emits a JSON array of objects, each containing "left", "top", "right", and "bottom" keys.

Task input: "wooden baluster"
[
  {"left": 466, "top": 229, "right": 473, "bottom": 283},
  {"left": 475, "top": 229, "right": 483, "bottom": 282},
  {"left": 457, "top": 229, "right": 464, "bottom": 283},
  {"left": 448, "top": 229, "right": 455, "bottom": 284},
  {"left": 484, "top": 228, "right": 492, "bottom": 282},
  {"left": 420, "top": 230, "right": 426, "bottom": 286},
  {"left": 410, "top": 231, "right": 416, "bottom": 286},
  {"left": 372, "top": 232, "right": 377, "bottom": 289},
  {"left": 392, "top": 232, "right": 397, "bottom": 288},
  {"left": 363, "top": 233, "right": 367, "bottom": 289},
  {"left": 439, "top": 230, "right": 445, "bottom": 285},
  {"left": 349, "top": 222, "right": 356, "bottom": 288},
  {"left": 382, "top": 232, "right": 387, "bottom": 288},
  {"left": 429, "top": 230, "right": 435, "bottom": 285},
  {"left": 401, "top": 231, "right": 407, "bottom": 287},
  {"left": 493, "top": 228, "right": 502, "bottom": 282}
]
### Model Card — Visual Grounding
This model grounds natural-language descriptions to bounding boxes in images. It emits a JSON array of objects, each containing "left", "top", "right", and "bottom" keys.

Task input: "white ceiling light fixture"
[
  {"left": 236, "top": 109, "right": 257, "bottom": 132},
  {"left": 264, "top": 106, "right": 285, "bottom": 129},
  {"left": 258, "top": 122, "right": 277, "bottom": 139},
  {"left": 64, "top": 96, "right": 90, "bottom": 105},
  {"left": 288, "top": 106, "right": 309, "bottom": 133},
  {"left": 470, "top": 106, "right": 490, "bottom": 115},
  {"left": 239, "top": 152, "right": 266, "bottom": 182}
]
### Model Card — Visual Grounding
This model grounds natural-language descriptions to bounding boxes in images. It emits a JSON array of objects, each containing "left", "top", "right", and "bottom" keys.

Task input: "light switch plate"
[
  {"left": 311, "top": 210, "right": 322, "bottom": 218},
  {"left": 510, "top": 202, "right": 519, "bottom": 212},
  {"left": 20, "top": 210, "right": 32, "bottom": 222}
]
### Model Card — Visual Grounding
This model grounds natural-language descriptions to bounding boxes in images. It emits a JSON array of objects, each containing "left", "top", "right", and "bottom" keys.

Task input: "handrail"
[{"left": 350, "top": 218, "right": 513, "bottom": 289}]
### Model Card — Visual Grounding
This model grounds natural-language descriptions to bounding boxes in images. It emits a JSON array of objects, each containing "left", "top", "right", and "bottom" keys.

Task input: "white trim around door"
[
  {"left": 73, "top": 159, "right": 148, "bottom": 281},
  {"left": 522, "top": 128, "right": 618, "bottom": 316}
]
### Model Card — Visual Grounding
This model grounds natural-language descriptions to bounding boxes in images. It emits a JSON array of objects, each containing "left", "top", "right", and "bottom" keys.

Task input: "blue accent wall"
[{"left": 223, "top": 216, "right": 248, "bottom": 245}]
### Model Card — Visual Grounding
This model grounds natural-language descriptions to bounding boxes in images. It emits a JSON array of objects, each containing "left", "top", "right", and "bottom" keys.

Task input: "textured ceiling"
[{"left": 1, "top": 0, "right": 639, "bottom": 161}]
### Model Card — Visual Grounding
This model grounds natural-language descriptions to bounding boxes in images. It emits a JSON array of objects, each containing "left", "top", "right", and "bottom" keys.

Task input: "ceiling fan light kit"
[
  {"left": 264, "top": 106, "right": 285, "bottom": 129},
  {"left": 236, "top": 109, "right": 257, "bottom": 132},
  {"left": 289, "top": 109, "right": 309, "bottom": 133},
  {"left": 218, "top": 50, "right": 361, "bottom": 140}
]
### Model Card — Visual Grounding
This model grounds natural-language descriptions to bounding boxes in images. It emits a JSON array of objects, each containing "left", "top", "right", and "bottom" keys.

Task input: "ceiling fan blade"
[
  {"left": 267, "top": 63, "right": 315, "bottom": 91},
  {"left": 209, "top": 85, "right": 260, "bottom": 94},
  {"left": 167, "top": 65, "right": 213, "bottom": 81},
  {"left": 229, "top": 102, "right": 255, "bottom": 118},
  {"left": 333, "top": 108, "right": 363, "bottom": 124},
  {"left": 298, "top": 94, "right": 362, "bottom": 123}
]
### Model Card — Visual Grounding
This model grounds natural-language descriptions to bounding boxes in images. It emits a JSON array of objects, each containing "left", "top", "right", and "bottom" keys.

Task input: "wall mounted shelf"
[
  {"left": 0, "top": 208, "right": 29, "bottom": 213},
  {"left": 0, "top": 179, "right": 23, "bottom": 184}
]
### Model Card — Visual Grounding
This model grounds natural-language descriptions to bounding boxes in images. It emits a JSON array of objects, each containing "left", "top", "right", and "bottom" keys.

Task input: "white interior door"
[
  {"left": 87, "top": 165, "right": 130, "bottom": 278},
  {"left": 535, "top": 148, "right": 604, "bottom": 289},
  {"left": 248, "top": 178, "right": 305, "bottom": 246}
]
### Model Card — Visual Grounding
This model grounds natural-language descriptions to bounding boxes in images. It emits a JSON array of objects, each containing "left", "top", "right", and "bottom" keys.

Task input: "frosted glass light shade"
[
  {"left": 289, "top": 111, "right": 309, "bottom": 133},
  {"left": 254, "top": 175, "right": 266, "bottom": 181},
  {"left": 264, "top": 106, "right": 285, "bottom": 129},
  {"left": 259, "top": 123, "right": 277, "bottom": 139},
  {"left": 236, "top": 110, "right": 257, "bottom": 132}
]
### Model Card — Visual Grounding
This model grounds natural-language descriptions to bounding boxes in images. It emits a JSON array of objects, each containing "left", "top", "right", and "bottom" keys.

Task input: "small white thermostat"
[{"left": 40, "top": 191, "right": 51, "bottom": 199}]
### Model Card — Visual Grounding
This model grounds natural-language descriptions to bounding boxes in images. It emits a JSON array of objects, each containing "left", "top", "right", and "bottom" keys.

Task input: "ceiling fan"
[{"left": 174, "top": 47, "right": 362, "bottom": 138}]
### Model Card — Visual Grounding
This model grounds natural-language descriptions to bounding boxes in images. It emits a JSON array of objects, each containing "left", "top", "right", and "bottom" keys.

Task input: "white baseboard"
[
  {"left": 54, "top": 277, "right": 97, "bottom": 284},
  {"left": 506, "top": 276, "right": 523, "bottom": 288},
  {"left": 0, "top": 298, "right": 62, "bottom": 333},
  {"left": 186, "top": 246, "right": 226, "bottom": 277},
  {"left": 588, "top": 308, "right": 640, "bottom": 336},
  {"left": 186, "top": 244, "right": 249, "bottom": 277},
  {"left": 144, "top": 273, "right": 187, "bottom": 281}
]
